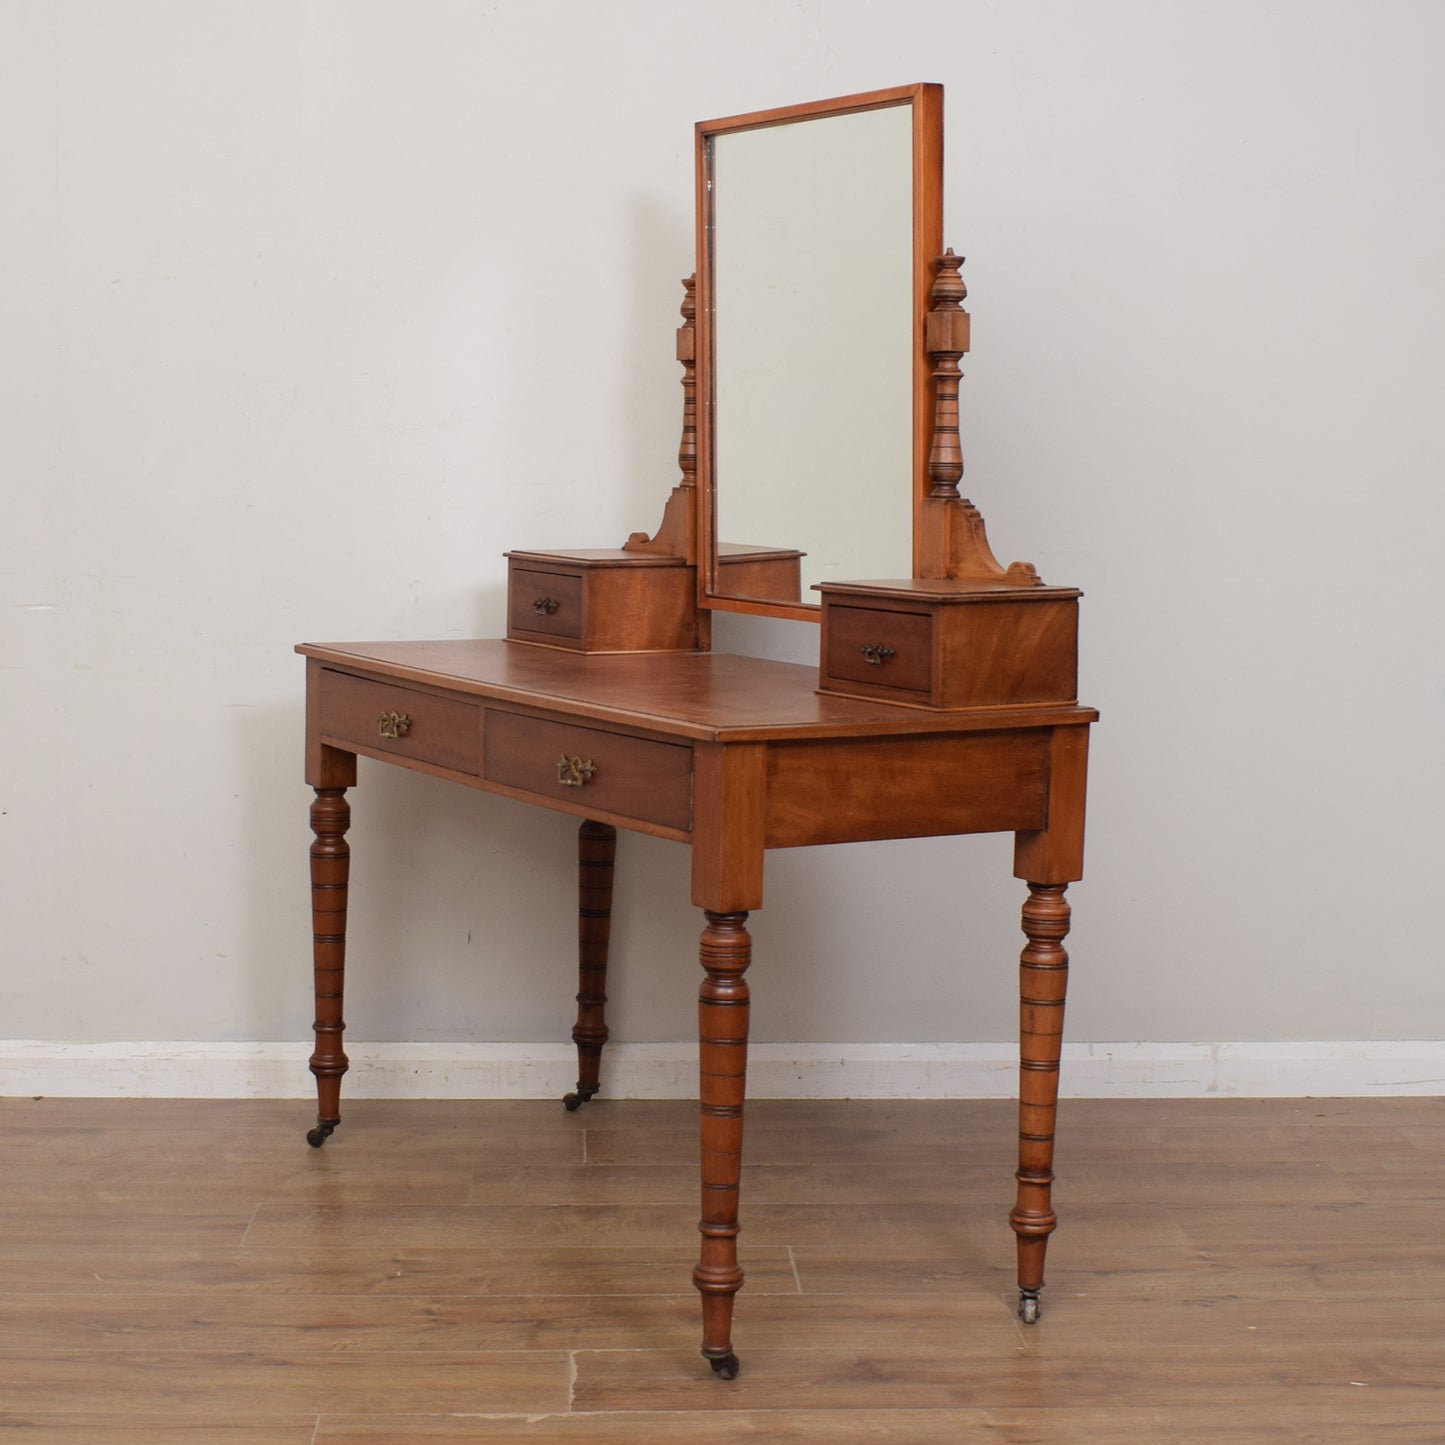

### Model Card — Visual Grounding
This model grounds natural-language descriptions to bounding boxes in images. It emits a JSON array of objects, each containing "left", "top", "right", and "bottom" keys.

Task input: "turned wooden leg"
[
  {"left": 1011, "top": 881, "right": 1071, "bottom": 1322},
  {"left": 564, "top": 820, "right": 617, "bottom": 1111},
  {"left": 693, "top": 909, "right": 751, "bottom": 1379},
  {"left": 307, "top": 787, "right": 351, "bottom": 1147}
]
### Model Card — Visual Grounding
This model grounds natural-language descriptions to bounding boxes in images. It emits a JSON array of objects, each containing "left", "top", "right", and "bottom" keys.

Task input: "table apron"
[{"left": 762, "top": 729, "right": 1051, "bottom": 848}]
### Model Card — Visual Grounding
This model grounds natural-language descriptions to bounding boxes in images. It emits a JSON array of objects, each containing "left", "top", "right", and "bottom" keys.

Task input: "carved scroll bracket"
[
  {"left": 921, "top": 249, "right": 1041, "bottom": 587},
  {"left": 624, "top": 274, "right": 698, "bottom": 563}
]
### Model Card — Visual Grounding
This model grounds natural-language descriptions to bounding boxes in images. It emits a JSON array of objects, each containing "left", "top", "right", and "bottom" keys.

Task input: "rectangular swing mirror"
[{"left": 697, "top": 84, "right": 943, "bottom": 619}]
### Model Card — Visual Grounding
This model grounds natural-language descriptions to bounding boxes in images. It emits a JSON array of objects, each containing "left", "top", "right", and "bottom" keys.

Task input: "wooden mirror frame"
[{"left": 695, "top": 83, "right": 943, "bottom": 621}]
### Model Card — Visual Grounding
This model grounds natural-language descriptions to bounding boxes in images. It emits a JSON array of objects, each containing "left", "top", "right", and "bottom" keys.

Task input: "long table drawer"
[
  {"left": 318, "top": 670, "right": 481, "bottom": 774},
  {"left": 484, "top": 709, "right": 692, "bottom": 832}
]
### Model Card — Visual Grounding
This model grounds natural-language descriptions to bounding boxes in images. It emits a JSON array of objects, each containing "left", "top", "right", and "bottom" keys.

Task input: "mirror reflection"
[{"left": 705, "top": 99, "right": 918, "bottom": 610}]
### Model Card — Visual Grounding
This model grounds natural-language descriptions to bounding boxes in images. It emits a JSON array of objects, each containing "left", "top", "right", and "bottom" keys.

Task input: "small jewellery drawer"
[
  {"left": 318, "top": 670, "right": 481, "bottom": 774},
  {"left": 484, "top": 709, "right": 692, "bottom": 832},
  {"left": 824, "top": 605, "right": 934, "bottom": 695},
  {"left": 504, "top": 549, "right": 699, "bottom": 653},
  {"left": 508, "top": 567, "right": 584, "bottom": 641},
  {"left": 818, "top": 580, "right": 1081, "bottom": 709}
]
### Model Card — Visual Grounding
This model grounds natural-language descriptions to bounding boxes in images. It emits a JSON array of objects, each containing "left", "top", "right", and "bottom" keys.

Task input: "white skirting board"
[{"left": 1, "top": 1040, "right": 1443, "bottom": 1099}]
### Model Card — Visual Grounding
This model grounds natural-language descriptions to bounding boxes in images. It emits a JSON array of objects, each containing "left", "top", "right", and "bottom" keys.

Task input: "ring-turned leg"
[
  {"left": 693, "top": 909, "right": 751, "bottom": 1379},
  {"left": 564, "top": 820, "right": 616, "bottom": 1111},
  {"left": 1011, "top": 881, "right": 1071, "bottom": 1322},
  {"left": 307, "top": 786, "right": 351, "bottom": 1147}
]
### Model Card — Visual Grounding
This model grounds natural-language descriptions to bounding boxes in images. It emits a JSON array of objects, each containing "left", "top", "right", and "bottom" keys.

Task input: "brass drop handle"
[
  {"left": 377, "top": 711, "right": 411, "bottom": 739},
  {"left": 860, "top": 643, "right": 896, "bottom": 667},
  {"left": 532, "top": 596, "right": 561, "bottom": 615},
  {"left": 556, "top": 754, "right": 597, "bottom": 788}
]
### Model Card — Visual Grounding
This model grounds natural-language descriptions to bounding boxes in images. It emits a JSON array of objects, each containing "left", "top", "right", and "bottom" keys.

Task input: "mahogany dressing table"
[{"left": 298, "top": 84, "right": 1095, "bottom": 1379}]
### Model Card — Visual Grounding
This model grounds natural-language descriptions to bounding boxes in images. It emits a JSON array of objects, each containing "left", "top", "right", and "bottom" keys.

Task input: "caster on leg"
[
  {"left": 705, "top": 1350, "right": 740, "bottom": 1380},
  {"left": 306, "top": 1118, "right": 338, "bottom": 1148},
  {"left": 1019, "top": 1289, "right": 1041, "bottom": 1324},
  {"left": 562, "top": 1086, "right": 599, "bottom": 1112}
]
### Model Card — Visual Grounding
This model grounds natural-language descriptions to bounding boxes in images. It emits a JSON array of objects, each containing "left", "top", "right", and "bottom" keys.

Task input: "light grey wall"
[{"left": 4, "top": 1, "right": 1442, "bottom": 1050}]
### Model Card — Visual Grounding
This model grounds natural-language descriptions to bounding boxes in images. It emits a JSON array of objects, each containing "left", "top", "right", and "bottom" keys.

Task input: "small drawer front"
[
  {"left": 825, "top": 605, "right": 934, "bottom": 693},
  {"left": 485, "top": 710, "right": 692, "bottom": 833},
  {"left": 318, "top": 671, "right": 481, "bottom": 774},
  {"left": 509, "top": 567, "right": 583, "bottom": 640}
]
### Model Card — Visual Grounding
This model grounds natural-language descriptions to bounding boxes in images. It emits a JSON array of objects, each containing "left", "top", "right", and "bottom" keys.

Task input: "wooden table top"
[{"left": 299, "top": 638, "right": 1096, "bottom": 744}]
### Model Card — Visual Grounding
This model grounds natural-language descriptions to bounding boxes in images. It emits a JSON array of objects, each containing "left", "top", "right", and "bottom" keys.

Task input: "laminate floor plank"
[
  {"left": 313, "top": 1410, "right": 1011, "bottom": 1444},
  {"left": 1, "top": 1151, "right": 481, "bottom": 1209},
  {"left": 312, "top": 1405, "right": 1445, "bottom": 1444},
  {"left": 0, "top": 1244, "right": 799, "bottom": 1297},
  {"left": 583, "top": 1128, "right": 1011, "bottom": 1169},
  {"left": 465, "top": 1159, "right": 1007, "bottom": 1205},
  {"left": 0, "top": 1417, "right": 319, "bottom": 1445},
  {"left": 0, "top": 1289, "right": 1011, "bottom": 1354},
  {"left": 1035, "top": 1258, "right": 1445, "bottom": 1304},
  {"left": 0, "top": 1349, "right": 569, "bottom": 1417},
  {"left": 570, "top": 1343, "right": 1445, "bottom": 1410},
  {"left": 243, "top": 1201, "right": 703, "bottom": 1250},
  {"left": 0, "top": 1208, "right": 256, "bottom": 1249}
]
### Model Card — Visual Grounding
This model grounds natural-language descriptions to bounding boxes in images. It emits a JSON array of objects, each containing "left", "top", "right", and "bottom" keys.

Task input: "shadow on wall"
[
  {"left": 238, "top": 694, "right": 591, "bottom": 1052},
  {"left": 236, "top": 698, "right": 316, "bottom": 1044},
  {"left": 620, "top": 194, "right": 694, "bottom": 537}
]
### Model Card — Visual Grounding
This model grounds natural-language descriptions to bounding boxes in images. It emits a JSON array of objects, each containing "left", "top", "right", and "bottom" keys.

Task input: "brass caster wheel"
[
  {"left": 306, "top": 1119, "right": 338, "bottom": 1148},
  {"left": 706, "top": 1351, "right": 740, "bottom": 1380},
  {"left": 1019, "top": 1290, "right": 1041, "bottom": 1325},
  {"left": 562, "top": 1086, "right": 599, "bottom": 1112}
]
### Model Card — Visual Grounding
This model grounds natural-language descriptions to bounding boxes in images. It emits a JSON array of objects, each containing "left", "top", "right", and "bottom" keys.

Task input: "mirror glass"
[{"left": 699, "top": 88, "right": 939, "bottom": 615}]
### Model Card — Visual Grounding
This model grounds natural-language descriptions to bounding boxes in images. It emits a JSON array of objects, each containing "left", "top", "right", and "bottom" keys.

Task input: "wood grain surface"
[{"left": 1, "top": 1096, "right": 1441, "bottom": 1441}]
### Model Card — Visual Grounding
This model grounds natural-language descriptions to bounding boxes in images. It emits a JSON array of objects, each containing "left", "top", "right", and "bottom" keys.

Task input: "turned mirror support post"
[
  {"left": 564, "top": 820, "right": 617, "bottom": 1110},
  {"left": 921, "top": 249, "right": 1041, "bottom": 585},
  {"left": 925, "top": 247, "right": 969, "bottom": 501}
]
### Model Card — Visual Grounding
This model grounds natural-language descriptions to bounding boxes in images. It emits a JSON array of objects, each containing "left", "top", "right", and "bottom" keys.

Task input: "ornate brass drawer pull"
[
  {"left": 377, "top": 711, "right": 411, "bottom": 739},
  {"left": 532, "top": 596, "right": 562, "bottom": 615},
  {"left": 556, "top": 754, "right": 598, "bottom": 788},
  {"left": 860, "top": 643, "right": 896, "bottom": 667}
]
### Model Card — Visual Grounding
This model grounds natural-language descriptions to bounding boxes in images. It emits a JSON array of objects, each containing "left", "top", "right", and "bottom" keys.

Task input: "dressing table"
[{"left": 299, "top": 83, "right": 1095, "bottom": 1378}]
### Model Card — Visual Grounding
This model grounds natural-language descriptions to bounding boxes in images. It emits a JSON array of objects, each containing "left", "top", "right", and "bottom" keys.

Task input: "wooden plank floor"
[{"left": 1, "top": 1095, "right": 1442, "bottom": 1441}]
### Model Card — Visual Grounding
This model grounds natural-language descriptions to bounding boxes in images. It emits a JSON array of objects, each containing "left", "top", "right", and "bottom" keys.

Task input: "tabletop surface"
[{"left": 299, "top": 638, "right": 1096, "bottom": 744}]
